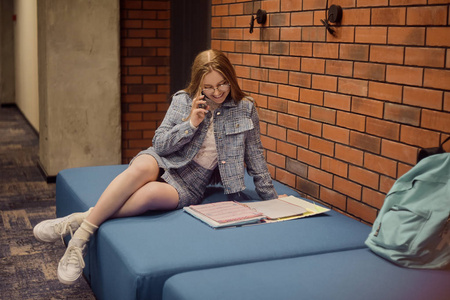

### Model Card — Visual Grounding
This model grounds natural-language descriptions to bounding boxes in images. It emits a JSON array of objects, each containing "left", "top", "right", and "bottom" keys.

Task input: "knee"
[{"left": 127, "top": 155, "right": 159, "bottom": 181}]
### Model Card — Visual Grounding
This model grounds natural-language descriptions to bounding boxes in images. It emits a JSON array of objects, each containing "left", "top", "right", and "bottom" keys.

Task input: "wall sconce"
[
  {"left": 321, "top": 4, "right": 343, "bottom": 36},
  {"left": 249, "top": 0, "right": 267, "bottom": 33}
]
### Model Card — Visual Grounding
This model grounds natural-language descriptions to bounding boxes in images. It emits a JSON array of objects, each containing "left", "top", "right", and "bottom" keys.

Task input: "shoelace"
[
  {"left": 53, "top": 217, "right": 75, "bottom": 244},
  {"left": 62, "top": 245, "right": 85, "bottom": 269}
]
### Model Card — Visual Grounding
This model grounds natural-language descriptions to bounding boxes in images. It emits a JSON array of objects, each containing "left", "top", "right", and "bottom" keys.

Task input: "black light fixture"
[
  {"left": 321, "top": 3, "right": 343, "bottom": 36},
  {"left": 249, "top": 0, "right": 267, "bottom": 33}
]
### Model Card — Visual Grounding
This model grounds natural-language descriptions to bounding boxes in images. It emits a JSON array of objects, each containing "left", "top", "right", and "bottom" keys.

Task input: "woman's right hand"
[{"left": 189, "top": 93, "right": 209, "bottom": 128}]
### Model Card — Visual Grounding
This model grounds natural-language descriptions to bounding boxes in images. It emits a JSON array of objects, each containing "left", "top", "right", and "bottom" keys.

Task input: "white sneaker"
[
  {"left": 33, "top": 209, "right": 92, "bottom": 243},
  {"left": 57, "top": 239, "right": 86, "bottom": 285}
]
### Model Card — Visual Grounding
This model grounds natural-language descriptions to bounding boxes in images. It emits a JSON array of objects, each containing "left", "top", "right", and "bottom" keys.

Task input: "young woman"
[{"left": 33, "top": 49, "right": 278, "bottom": 285}]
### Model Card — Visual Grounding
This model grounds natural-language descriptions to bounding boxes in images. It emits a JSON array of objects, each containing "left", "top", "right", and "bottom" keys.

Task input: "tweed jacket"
[{"left": 152, "top": 91, "right": 278, "bottom": 200}]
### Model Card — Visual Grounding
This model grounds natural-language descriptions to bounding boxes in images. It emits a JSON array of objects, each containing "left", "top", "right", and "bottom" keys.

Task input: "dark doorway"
[{"left": 170, "top": 0, "right": 211, "bottom": 95}]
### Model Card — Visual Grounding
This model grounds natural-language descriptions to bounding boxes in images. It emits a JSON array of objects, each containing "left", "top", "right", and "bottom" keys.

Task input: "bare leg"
[{"left": 85, "top": 155, "right": 179, "bottom": 227}]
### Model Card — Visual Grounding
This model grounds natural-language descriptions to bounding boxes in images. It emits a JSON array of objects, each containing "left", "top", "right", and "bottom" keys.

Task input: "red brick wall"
[
  {"left": 120, "top": 0, "right": 450, "bottom": 224},
  {"left": 120, "top": 0, "right": 171, "bottom": 163},
  {"left": 210, "top": 0, "right": 450, "bottom": 224}
]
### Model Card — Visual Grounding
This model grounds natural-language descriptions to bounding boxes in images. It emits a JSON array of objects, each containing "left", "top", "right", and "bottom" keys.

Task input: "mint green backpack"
[{"left": 365, "top": 153, "right": 450, "bottom": 269}]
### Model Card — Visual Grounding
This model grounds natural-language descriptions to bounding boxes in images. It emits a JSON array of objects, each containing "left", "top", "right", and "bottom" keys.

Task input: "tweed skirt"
[{"left": 131, "top": 148, "right": 214, "bottom": 208}]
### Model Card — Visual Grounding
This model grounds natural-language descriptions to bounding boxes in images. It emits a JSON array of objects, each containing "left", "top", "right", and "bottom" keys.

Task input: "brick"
[
  {"left": 349, "top": 165, "right": 379, "bottom": 189},
  {"left": 262, "top": 28, "right": 281, "bottom": 41},
  {"left": 299, "top": 118, "right": 322, "bottom": 136},
  {"left": 252, "top": 41, "right": 270, "bottom": 54},
  {"left": 364, "top": 153, "right": 397, "bottom": 178},
  {"left": 445, "top": 93, "right": 450, "bottom": 112},
  {"left": 311, "top": 106, "right": 336, "bottom": 125},
  {"left": 308, "top": 167, "right": 333, "bottom": 188},
  {"left": 302, "top": 27, "right": 326, "bottom": 42},
  {"left": 311, "top": 74, "right": 337, "bottom": 92},
  {"left": 269, "top": 70, "right": 289, "bottom": 84},
  {"left": 354, "top": 62, "right": 386, "bottom": 81},
  {"left": 355, "top": 27, "right": 387, "bottom": 44},
  {"left": 382, "top": 139, "right": 418, "bottom": 165},
  {"left": 342, "top": 8, "right": 371, "bottom": 25},
  {"left": 280, "top": 57, "right": 300, "bottom": 71},
  {"left": 242, "top": 79, "right": 259, "bottom": 93},
  {"left": 352, "top": 97, "right": 384, "bottom": 118},
  {"left": 310, "top": 136, "right": 334, "bottom": 156},
  {"left": 350, "top": 131, "right": 381, "bottom": 154},
  {"left": 300, "top": 88, "right": 323, "bottom": 105},
  {"left": 260, "top": 82, "right": 278, "bottom": 96},
  {"left": 390, "top": 0, "right": 426, "bottom": 5},
  {"left": 261, "top": 135, "right": 277, "bottom": 151},
  {"left": 277, "top": 140, "right": 297, "bottom": 158},
  {"left": 347, "top": 199, "right": 377, "bottom": 223},
  {"left": 261, "top": 55, "right": 279, "bottom": 69},
  {"left": 286, "top": 157, "right": 308, "bottom": 177},
  {"left": 372, "top": 7, "right": 406, "bottom": 25},
  {"left": 421, "top": 109, "right": 450, "bottom": 132},
  {"left": 268, "top": 97, "right": 287, "bottom": 113},
  {"left": 397, "top": 163, "right": 413, "bottom": 178},
  {"left": 278, "top": 84, "right": 299, "bottom": 101},
  {"left": 278, "top": 113, "right": 298, "bottom": 130},
  {"left": 386, "top": 65, "right": 423, "bottom": 86},
  {"left": 339, "top": 44, "right": 369, "bottom": 61},
  {"left": 362, "top": 187, "right": 386, "bottom": 210},
  {"left": 267, "top": 150, "right": 286, "bottom": 168},
  {"left": 385, "top": 103, "right": 420, "bottom": 126},
  {"left": 335, "top": 144, "right": 364, "bottom": 166},
  {"left": 380, "top": 175, "right": 396, "bottom": 193},
  {"left": 313, "top": 43, "right": 339, "bottom": 59},
  {"left": 289, "top": 72, "right": 311, "bottom": 88},
  {"left": 242, "top": 54, "right": 260, "bottom": 67},
  {"left": 388, "top": 27, "right": 425, "bottom": 46},
  {"left": 400, "top": 125, "right": 441, "bottom": 149},
  {"left": 287, "top": 129, "right": 309, "bottom": 148},
  {"left": 321, "top": 156, "right": 348, "bottom": 178},
  {"left": 369, "top": 45, "right": 403, "bottom": 64},
  {"left": 280, "top": 27, "right": 302, "bottom": 41},
  {"left": 366, "top": 117, "right": 400, "bottom": 141},
  {"left": 320, "top": 187, "right": 347, "bottom": 210},
  {"left": 259, "top": 108, "right": 277, "bottom": 124},
  {"left": 290, "top": 42, "right": 313, "bottom": 56},
  {"left": 301, "top": 57, "right": 325, "bottom": 74},
  {"left": 424, "top": 69, "right": 450, "bottom": 90},
  {"left": 338, "top": 78, "right": 368, "bottom": 97},
  {"left": 323, "top": 124, "right": 350, "bottom": 145},
  {"left": 368, "top": 81, "right": 402, "bottom": 103},
  {"left": 296, "top": 177, "right": 320, "bottom": 198},
  {"left": 298, "top": 147, "right": 321, "bottom": 168},
  {"left": 357, "top": 0, "right": 388, "bottom": 7},
  {"left": 275, "top": 168, "right": 296, "bottom": 188},
  {"left": 324, "top": 92, "right": 351, "bottom": 111},
  {"left": 427, "top": 27, "right": 450, "bottom": 47},
  {"left": 337, "top": 111, "right": 365, "bottom": 131},
  {"left": 403, "top": 86, "right": 443, "bottom": 110},
  {"left": 325, "top": 60, "right": 353, "bottom": 77},
  {"left": 405, "top": 47, "right": 445, "bottom": 68},
  {"left": 291, "top": 11, "right": 314, "bottom": 26},
  {"left": 407, "top": 6, "right": 448, "bottom": 25},
  {"left": 334, "top": 177, "right": 362, "bottom": 201},
  {"left": 288, "top": 101, "right": 310, "bottom": 118}
]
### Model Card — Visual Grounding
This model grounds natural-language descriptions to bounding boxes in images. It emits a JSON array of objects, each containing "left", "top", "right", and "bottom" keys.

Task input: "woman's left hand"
[{"left": 189, "top": 93, "right": 209, "bottom": 128}]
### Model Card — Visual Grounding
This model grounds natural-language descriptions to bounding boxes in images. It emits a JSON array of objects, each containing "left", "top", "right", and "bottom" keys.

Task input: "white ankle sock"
[{"left": 72, "top": 220, "right": 98, "bottom": 246}]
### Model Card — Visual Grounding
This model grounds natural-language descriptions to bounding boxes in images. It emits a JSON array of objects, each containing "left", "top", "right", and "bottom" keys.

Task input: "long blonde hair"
[{"left": 184, "top": 49, "right": 247, "bottom": 101}]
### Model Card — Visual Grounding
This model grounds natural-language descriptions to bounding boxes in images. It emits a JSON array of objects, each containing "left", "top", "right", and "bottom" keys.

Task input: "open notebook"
[{"left": 183, "top": 196, "right": 330, "bottom": 228}]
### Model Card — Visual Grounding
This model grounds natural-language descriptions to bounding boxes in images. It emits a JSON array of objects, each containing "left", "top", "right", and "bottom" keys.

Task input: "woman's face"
[{"left": 202, "top": 70, "right": 230, "bottom": 105}]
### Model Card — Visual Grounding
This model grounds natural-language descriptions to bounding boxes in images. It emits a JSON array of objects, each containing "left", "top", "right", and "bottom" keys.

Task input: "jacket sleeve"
[
  {"left": 244, "top": 101, "right": 278, "bottom": 200},
  {"left": 152, "top": 92, "right": 198, "bottom": 156}
]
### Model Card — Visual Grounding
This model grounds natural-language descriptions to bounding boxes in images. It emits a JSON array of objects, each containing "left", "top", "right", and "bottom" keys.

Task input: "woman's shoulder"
[{"left": 171, "top": 90, "right": 191, "bottom": 104}]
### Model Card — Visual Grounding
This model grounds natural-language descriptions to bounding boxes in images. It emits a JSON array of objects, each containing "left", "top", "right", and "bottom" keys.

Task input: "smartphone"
[{"left": 198, "top": 92, "right": 208, "bottom": 109}]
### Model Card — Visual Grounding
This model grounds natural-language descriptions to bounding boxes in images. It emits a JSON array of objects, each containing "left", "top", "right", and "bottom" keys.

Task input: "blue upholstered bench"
[
  {"left": 162, "top": 248, "right": 450, "bottom": 300},
  {"left": 56, "top": 165, "right": 371, "bottom": 300}
]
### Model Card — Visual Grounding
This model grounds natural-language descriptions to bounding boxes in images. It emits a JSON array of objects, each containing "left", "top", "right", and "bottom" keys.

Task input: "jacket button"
[
  {"left": 184, "top": 130, "right": 189, "bottom": 134},
  {"left": 217, "top": 112, "right": 221, "bottom": 116},
  {"left": 221, "top": 160, "right": 226, "bottom": 164},
  {"left": 236, "top": 124, "right": 240, "bottom": 128}
]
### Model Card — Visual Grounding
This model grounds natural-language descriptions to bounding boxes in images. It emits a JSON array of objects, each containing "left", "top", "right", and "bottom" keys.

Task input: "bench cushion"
[
  {"left": 163, "top": 248, "right": 450, "bottom": 300},
  {"left": 56, "top": 165, "right": 371, "bottom": 300}
]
